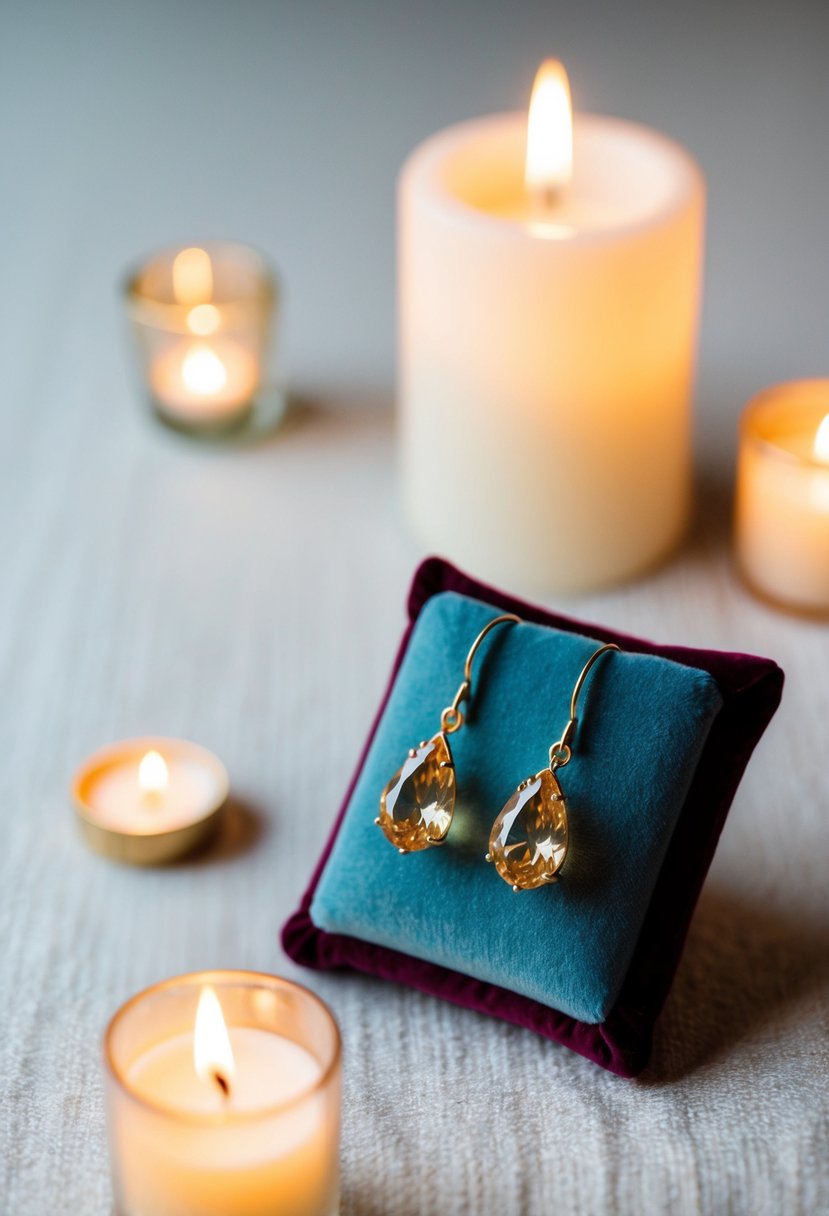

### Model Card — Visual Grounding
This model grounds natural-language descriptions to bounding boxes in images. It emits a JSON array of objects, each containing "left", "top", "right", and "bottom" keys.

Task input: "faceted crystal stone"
[
  {"left": 488, "top": 768, "right": 568, "bottom": 889},
  {"left": 378, "top": 733, "right": 456, "bottom": 852}
]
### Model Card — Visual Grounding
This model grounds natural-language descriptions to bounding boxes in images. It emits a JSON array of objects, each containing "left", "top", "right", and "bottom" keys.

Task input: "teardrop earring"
[
  {"left": 486, "top": 642, "right": 619, "bottom": 890},
  {"left": 376, "top": 613, "right": 521, "bottom": 853}
]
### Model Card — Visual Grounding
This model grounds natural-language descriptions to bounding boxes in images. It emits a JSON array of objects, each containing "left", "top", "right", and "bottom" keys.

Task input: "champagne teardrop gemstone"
[
  {"left": 488, "top": 769, "right": 568, "bottom": 889},
  {"left": 377, "top": 733, "right": 456, "bottom": 852}
]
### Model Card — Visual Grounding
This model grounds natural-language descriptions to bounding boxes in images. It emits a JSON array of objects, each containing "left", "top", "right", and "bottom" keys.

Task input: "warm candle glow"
[
  {"left": 105, "top": 974, "right": 340, "bottom": 1214},
  {"left": 182, "top": 345, "right": 228, "bottom": 396},
  {"left": 194, "top": 986, "right": 236, "bottom": 1094},
  {"left": 173, "top": 247, "right": 213, "bottom": 306},
  {"left": 187, "top": 303, "right": 221, "bottom": 336},
  {"left": 525, "top": 59, "right": 573, "bottom": 201},
  {"left": 138, "top": 750, "right": 169, "bottom": 796},
  {"left": 813, "top": 414, "right": 829, "bottom": 464},
  {"left": 737, "top": 381, "right": 829, "bottom": 609}
]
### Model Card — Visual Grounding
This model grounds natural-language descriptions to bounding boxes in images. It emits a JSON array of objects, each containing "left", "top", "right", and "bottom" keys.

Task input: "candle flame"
[
  {"left": 525, "top": 59, "right": 573, "bottom": 203},
  {"left": 194, "top": 986, "right": 235, "bottom": 1095},
  {"left": 138, "top": 750, "right": 169, "bottom": 796},
  {"left": 173, "top": 247, "right": 213, "bottom": 306},
  {"left": 814, "top": 414, "right": 829, "bottom": 464},
  {"left": 182, "top": 345, "right": 228, "bottom": 396}
]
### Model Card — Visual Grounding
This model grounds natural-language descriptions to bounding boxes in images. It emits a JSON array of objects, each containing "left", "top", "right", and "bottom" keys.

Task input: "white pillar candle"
[
  {"left": 736, "top": 379, "right": 829, "bottom": 613},
  {"left": 398, "top": 60, "right": 705, "bottom": 593},
  {"left": 104, "top": 973, "right": 341, "bottom": 1216}
]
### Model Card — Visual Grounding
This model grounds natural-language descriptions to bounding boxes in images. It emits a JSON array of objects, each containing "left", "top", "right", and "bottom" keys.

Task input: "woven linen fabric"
[{"left": 2, "top": 397, "right": 825, "bottom": 1213}]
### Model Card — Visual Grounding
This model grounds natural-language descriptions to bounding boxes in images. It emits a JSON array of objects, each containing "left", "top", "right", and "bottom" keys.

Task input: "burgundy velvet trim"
[{"left": 282, "top": 557, "right": 784, "bottom": 1077}]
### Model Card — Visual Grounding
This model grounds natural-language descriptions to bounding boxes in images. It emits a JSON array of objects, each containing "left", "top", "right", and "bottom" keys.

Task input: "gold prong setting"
[{"left": 376, "top": 614, "right": 521, "bottom": 855}]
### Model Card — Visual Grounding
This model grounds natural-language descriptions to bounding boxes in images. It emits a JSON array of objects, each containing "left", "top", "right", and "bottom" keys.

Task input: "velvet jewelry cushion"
[{"left": 283, "top": 559, "right": 784, "bottom": 1076}]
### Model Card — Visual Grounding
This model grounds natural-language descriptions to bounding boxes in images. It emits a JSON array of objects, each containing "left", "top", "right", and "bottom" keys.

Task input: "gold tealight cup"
[{"left": 73, "top": 737, "right": 229, "bottom": 864}]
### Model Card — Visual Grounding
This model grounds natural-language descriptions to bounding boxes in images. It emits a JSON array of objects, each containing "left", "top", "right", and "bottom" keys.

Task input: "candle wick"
[
  {"left": 212, "top": 1070, "right": 231, "bottom": 1099},
  {"left": 543, "top": 185, "right": 558, "bottom": 212}
]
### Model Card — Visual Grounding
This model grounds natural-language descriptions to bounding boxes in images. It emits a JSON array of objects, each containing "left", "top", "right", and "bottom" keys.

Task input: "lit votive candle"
[
  {"left": 73, "top": 737, "right": 229, "bottom": 863},
  {"left": 104, "top": 972, "right": 341, "bottom": 1216},
  {"left": 399, "top": 60, "right": 705, "bottom": 592},
  {"left": 124, "top": 242, "right": 276, "bottom": 434},
  {"left": 736, "top": 379, "right": 829, "bottom": 613}
]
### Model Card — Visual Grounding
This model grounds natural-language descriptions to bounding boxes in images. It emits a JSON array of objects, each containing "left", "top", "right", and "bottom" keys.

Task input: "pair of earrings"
[{"left": 376, "top": 614, "right": 618, "bottom": 891}]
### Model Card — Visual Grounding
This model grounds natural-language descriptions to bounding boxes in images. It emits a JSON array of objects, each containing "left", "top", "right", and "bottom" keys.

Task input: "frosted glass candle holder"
[
  {"left": 104, "top": 971, "right": 341, "bottom": 1216},
  {"left": 124, "top": 242, "right": 276, "bottom": 435},
  {"left": 735, "top": 379, "right": 829, "bottom": 614}
]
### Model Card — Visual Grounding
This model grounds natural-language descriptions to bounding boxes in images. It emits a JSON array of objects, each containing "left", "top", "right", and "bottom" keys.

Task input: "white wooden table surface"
[{"left": 2, "top": 4, "right": 828, "bottom": 1214}]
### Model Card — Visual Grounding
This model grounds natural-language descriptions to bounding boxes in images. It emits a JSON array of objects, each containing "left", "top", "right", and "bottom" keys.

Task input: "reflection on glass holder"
[{"left": 123, "top": 242, "right": 277, "bottom": 437}]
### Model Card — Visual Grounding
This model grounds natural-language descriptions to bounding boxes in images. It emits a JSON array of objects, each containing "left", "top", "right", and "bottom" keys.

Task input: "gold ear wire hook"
[
  {"left": 440, "top": 613, "right": 521, "bottom": 734},
  {"left": 548, "top": 642, "right": 620, "bottom": 770}
]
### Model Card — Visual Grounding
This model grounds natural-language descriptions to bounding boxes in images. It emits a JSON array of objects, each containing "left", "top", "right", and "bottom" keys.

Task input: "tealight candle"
[
  {"left": 73, "top": 737, "right": 229, "bottom": 863},
  {"left": 124, "top": 242, "right": 276, "bottom": 434},
  {"left": 398, "top": 60, "right": 705, "bottom": 592},
  {"left": 736, "top": 379, "right": 829, "bottom": 613},
  {"left": 104, "top": 972, "right": 341, "bottom": 1216}
]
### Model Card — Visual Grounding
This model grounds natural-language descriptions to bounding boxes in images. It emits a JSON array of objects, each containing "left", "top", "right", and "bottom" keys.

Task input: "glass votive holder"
[
  {"left": 735, "top": 378, "right": 829, "bottom": 614},
  {"left": 123, "top": 242, "right": 277, "bottom": 436},
  {"left": 104, "top": 971, "right": 341, "bottom": 1216}
]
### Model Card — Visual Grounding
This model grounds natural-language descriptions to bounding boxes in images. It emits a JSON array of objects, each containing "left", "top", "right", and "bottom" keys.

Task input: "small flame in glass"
[
  {"left": 525, "top": 59, "right": 574, "bottom": 204},
  {"left": 194, "top": 986, "right": 235, "bottom": 1097},
  {"left": 182, "top": 345, "right": 228, "bottom": 396},
  {"left": 138, "top": 750, "right": 168, "bottom": 796}
]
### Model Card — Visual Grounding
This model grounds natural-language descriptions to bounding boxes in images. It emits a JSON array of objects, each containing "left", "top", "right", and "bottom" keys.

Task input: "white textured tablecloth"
[{"left": 1, "top": 387, "right": 827, "bottom": 1215}]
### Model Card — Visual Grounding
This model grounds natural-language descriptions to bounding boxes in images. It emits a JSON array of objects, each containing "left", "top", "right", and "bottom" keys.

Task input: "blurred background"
[{"left": 2, "top": 0, "right": 828, "bottom": 476}]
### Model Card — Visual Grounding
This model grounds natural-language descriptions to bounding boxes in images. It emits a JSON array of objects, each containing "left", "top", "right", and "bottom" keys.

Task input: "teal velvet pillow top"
[{"left": 310, "top": 592, "right": 723, "bottom": 1026}]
